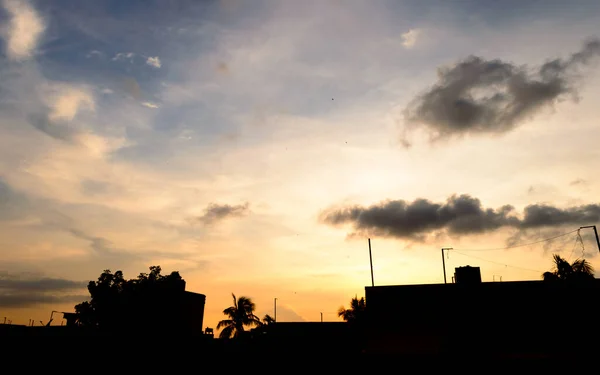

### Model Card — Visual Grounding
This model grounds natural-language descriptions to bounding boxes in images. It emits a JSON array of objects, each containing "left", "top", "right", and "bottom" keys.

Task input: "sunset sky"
[{"left": 1, "top": 0, "right": 600, "bottom": 331}]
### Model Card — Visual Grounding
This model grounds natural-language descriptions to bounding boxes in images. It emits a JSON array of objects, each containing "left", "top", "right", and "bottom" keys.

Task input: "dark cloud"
[
  {"left": 520, "top": 204, "right": 600, "bottom": 229},
  {"left": 0, "top": 293, "right": 88, "bottom": 308},
  {"left": 197, "top": 202, "right": 250, "bottom": 225},
  {"left": 320, "top": 194, "right": 600, "bottom": 241},
  {"left": 0, "top": 271, "right": 88, "bottom": 308},
  {"left": 402, "top": 37, "right": 600, "bottom": 145},
  {"left": 570, "top": 178, "right": 588, "bottom": 186},
  {"left": 0, "top": 275, "right": 86, "bottom": 292},
  {"left": 68, "top": 228, "right": 115, "bottom": 256}
]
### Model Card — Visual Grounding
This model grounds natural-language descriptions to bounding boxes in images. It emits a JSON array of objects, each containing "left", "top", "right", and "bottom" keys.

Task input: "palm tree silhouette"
[
  {"left": 262, "top": 314, "right": 275, "bottom": 325},
  {"left": 217, "top": 293, "right": 262, "bottom": 339},
  {"left": 542, "top": 254, "right": 595, "bottom": 282},
  {"left": 338, "top": 296, "right": 366, "bottom": 324}
]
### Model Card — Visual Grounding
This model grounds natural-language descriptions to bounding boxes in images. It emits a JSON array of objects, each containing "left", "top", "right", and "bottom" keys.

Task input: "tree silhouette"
[
  {"left": 262, "top": 314, "right": 275, "bottom": 325},
  {"left": 74, "top": 265, "right": 186, "bottom": 332},
  {"left": 542, "top": 254, "right": 595, "bottom": 283},
  {"left": 338, "top": 296, "right": 366, "bottom": 324},
  {"left": 217, "top": 293, "right": 262, "bottom": 339}
]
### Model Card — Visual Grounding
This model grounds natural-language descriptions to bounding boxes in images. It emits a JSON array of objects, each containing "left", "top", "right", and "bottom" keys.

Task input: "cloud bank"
[
  {"left": 320, "top": 194, "right": 600, "bottom": 241},
  {"left": 0, "top": 271, "right": 87, "bottom": 308}
]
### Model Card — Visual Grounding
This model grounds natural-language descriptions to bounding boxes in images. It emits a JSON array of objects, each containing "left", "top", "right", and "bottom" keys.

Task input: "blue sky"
[{"left": 1, "top": 0, "right": 600, "bottom": 330}]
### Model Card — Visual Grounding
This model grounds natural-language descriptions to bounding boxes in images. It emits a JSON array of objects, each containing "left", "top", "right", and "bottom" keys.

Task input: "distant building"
[{"left": 454, "top": 265, "right": 481, "bottom": 284}]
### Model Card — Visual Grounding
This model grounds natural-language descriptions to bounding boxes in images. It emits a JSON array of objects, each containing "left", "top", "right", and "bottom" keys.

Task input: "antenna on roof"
[{"left": 368, "top": 238, "right": 374, "bottom": 287}]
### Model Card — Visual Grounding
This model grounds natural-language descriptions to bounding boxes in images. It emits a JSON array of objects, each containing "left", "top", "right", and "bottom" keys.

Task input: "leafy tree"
[
  {"left": 542, "top": 254, "right": 595, "bottom": 283},
  {"left": 217, "top": 293, "right": 262, "bottom": 339},
  {"left": 338, "top": 296, "right": 366, "bottom": 325},
  {"left": 74, "top": 265, "right": 186, "bottom": 332}
]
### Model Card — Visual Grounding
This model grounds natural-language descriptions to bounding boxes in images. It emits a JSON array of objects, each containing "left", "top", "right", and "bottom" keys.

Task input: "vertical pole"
[
  {"left": 320, "top": 312, "right": 323, "bottom": 323},
  {"left": 442, "top": 248, "right": 447, "bottom": 284},
  {"left": 368, "top": 238, "right": 374, "bottom": 287},
  {"left": 593, "top": 226, "right": 600, "bottom": 254},
  {"left": 274, "top": 298, "right": 277, "bottom": 323}
]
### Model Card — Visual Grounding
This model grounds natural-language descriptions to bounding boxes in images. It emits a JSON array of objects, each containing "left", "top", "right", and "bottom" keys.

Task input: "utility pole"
[
  {"left": 368, "top": 238, "right": 374, "bottom": 287},
  {"left": 274, "top": 298, "right": 277, "bottom": 323},
  {"left": 441, "top": 248, "right": 453, "bottom": 284},
  {"left": 320, "top": 312, "right": 323, "bottom": 323},
  {"left": 580, "top": 225, "right": 600, "bottom": 253}
]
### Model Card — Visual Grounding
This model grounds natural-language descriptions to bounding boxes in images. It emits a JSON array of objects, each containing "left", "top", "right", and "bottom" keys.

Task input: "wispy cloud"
[
  {"left": 570, "top": 178, "right": 588, "bottom": 186},
  {"left": 401, "top": 28, "right": 420, "bottom": 48},
  {"left": 112, "top": 52, "right": 135, "bottom": 62},
  {"left": 1, "top": 0, "right": 45, "bottom": 60},
  {"left": 46, "top": 86, "right": 95, "bottom": 122},
  {"left": 141, "top": 101, "right": 159, "bottom": 109},
  {"left": 146, "top": 56, "right": 162, "bottom": 68},
  {"left": 196, "top": 202, "right": 250, "bottom": 225},
  {"left": 86, "top": 50, "right": 103, "bottom": 58}
]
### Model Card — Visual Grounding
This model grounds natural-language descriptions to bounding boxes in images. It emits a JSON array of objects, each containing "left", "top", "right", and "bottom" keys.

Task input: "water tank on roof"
[{"left": 454, "top": 266, "right": 481, "bottom": 284}]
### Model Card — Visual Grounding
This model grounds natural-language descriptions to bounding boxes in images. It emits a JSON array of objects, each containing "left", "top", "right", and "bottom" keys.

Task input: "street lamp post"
[
  {"left": 441, "top": 248, "right": 453, "bottom": 284},
  {"left": 274, "top": 298, "right": 277, "bottom": 323}
]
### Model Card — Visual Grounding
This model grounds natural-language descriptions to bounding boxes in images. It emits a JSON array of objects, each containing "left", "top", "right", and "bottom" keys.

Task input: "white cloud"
[
  {"left": 86, "top": 50, "right": 103, "bottom": 58},
  {"left": 146, "top": 56, "right": 162, "bottom": 68},
  {"left": 75, "top": 132, "right": 128, "bottom": 159},
  {"left": 46, "top": 86, "right": 95, "bottom": 122},
  {"left": 2, "top": 0, "right": 45, "bottom": 60},
  {"left": 401, "top": 28, "right": 420, "bottom": 49},
  {"left": 112, "top": 52, "right": 135, "bottom": 61},
  {"left": 141, "top": 101, "right": 159, "bottom": 109}
]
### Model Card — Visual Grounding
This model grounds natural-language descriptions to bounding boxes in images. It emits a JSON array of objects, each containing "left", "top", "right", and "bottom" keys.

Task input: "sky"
[{"left": 1, "top": 0, "right": 600, "bottom": 330}]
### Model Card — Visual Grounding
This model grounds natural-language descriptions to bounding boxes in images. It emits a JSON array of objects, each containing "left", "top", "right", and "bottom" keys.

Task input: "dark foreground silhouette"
[
  {"left": 4, "top": 259, "right": 598, "bottom": 370},
  {"left": 72, "top": 265, "right": 206, "bottom": 335}
]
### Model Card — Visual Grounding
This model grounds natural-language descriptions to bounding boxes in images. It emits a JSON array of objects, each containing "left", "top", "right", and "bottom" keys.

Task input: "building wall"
[
  {"left": 365, "top": 280, "right": 600, "bottom": 356},
  {"left": 180, "top": 291, "right": 206, "bottom": 334}
]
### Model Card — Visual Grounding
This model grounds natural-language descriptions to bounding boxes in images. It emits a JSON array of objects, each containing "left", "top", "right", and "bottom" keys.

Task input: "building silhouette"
[{"left": 364, "top": 265, "right": 600, "bottom": 359}]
